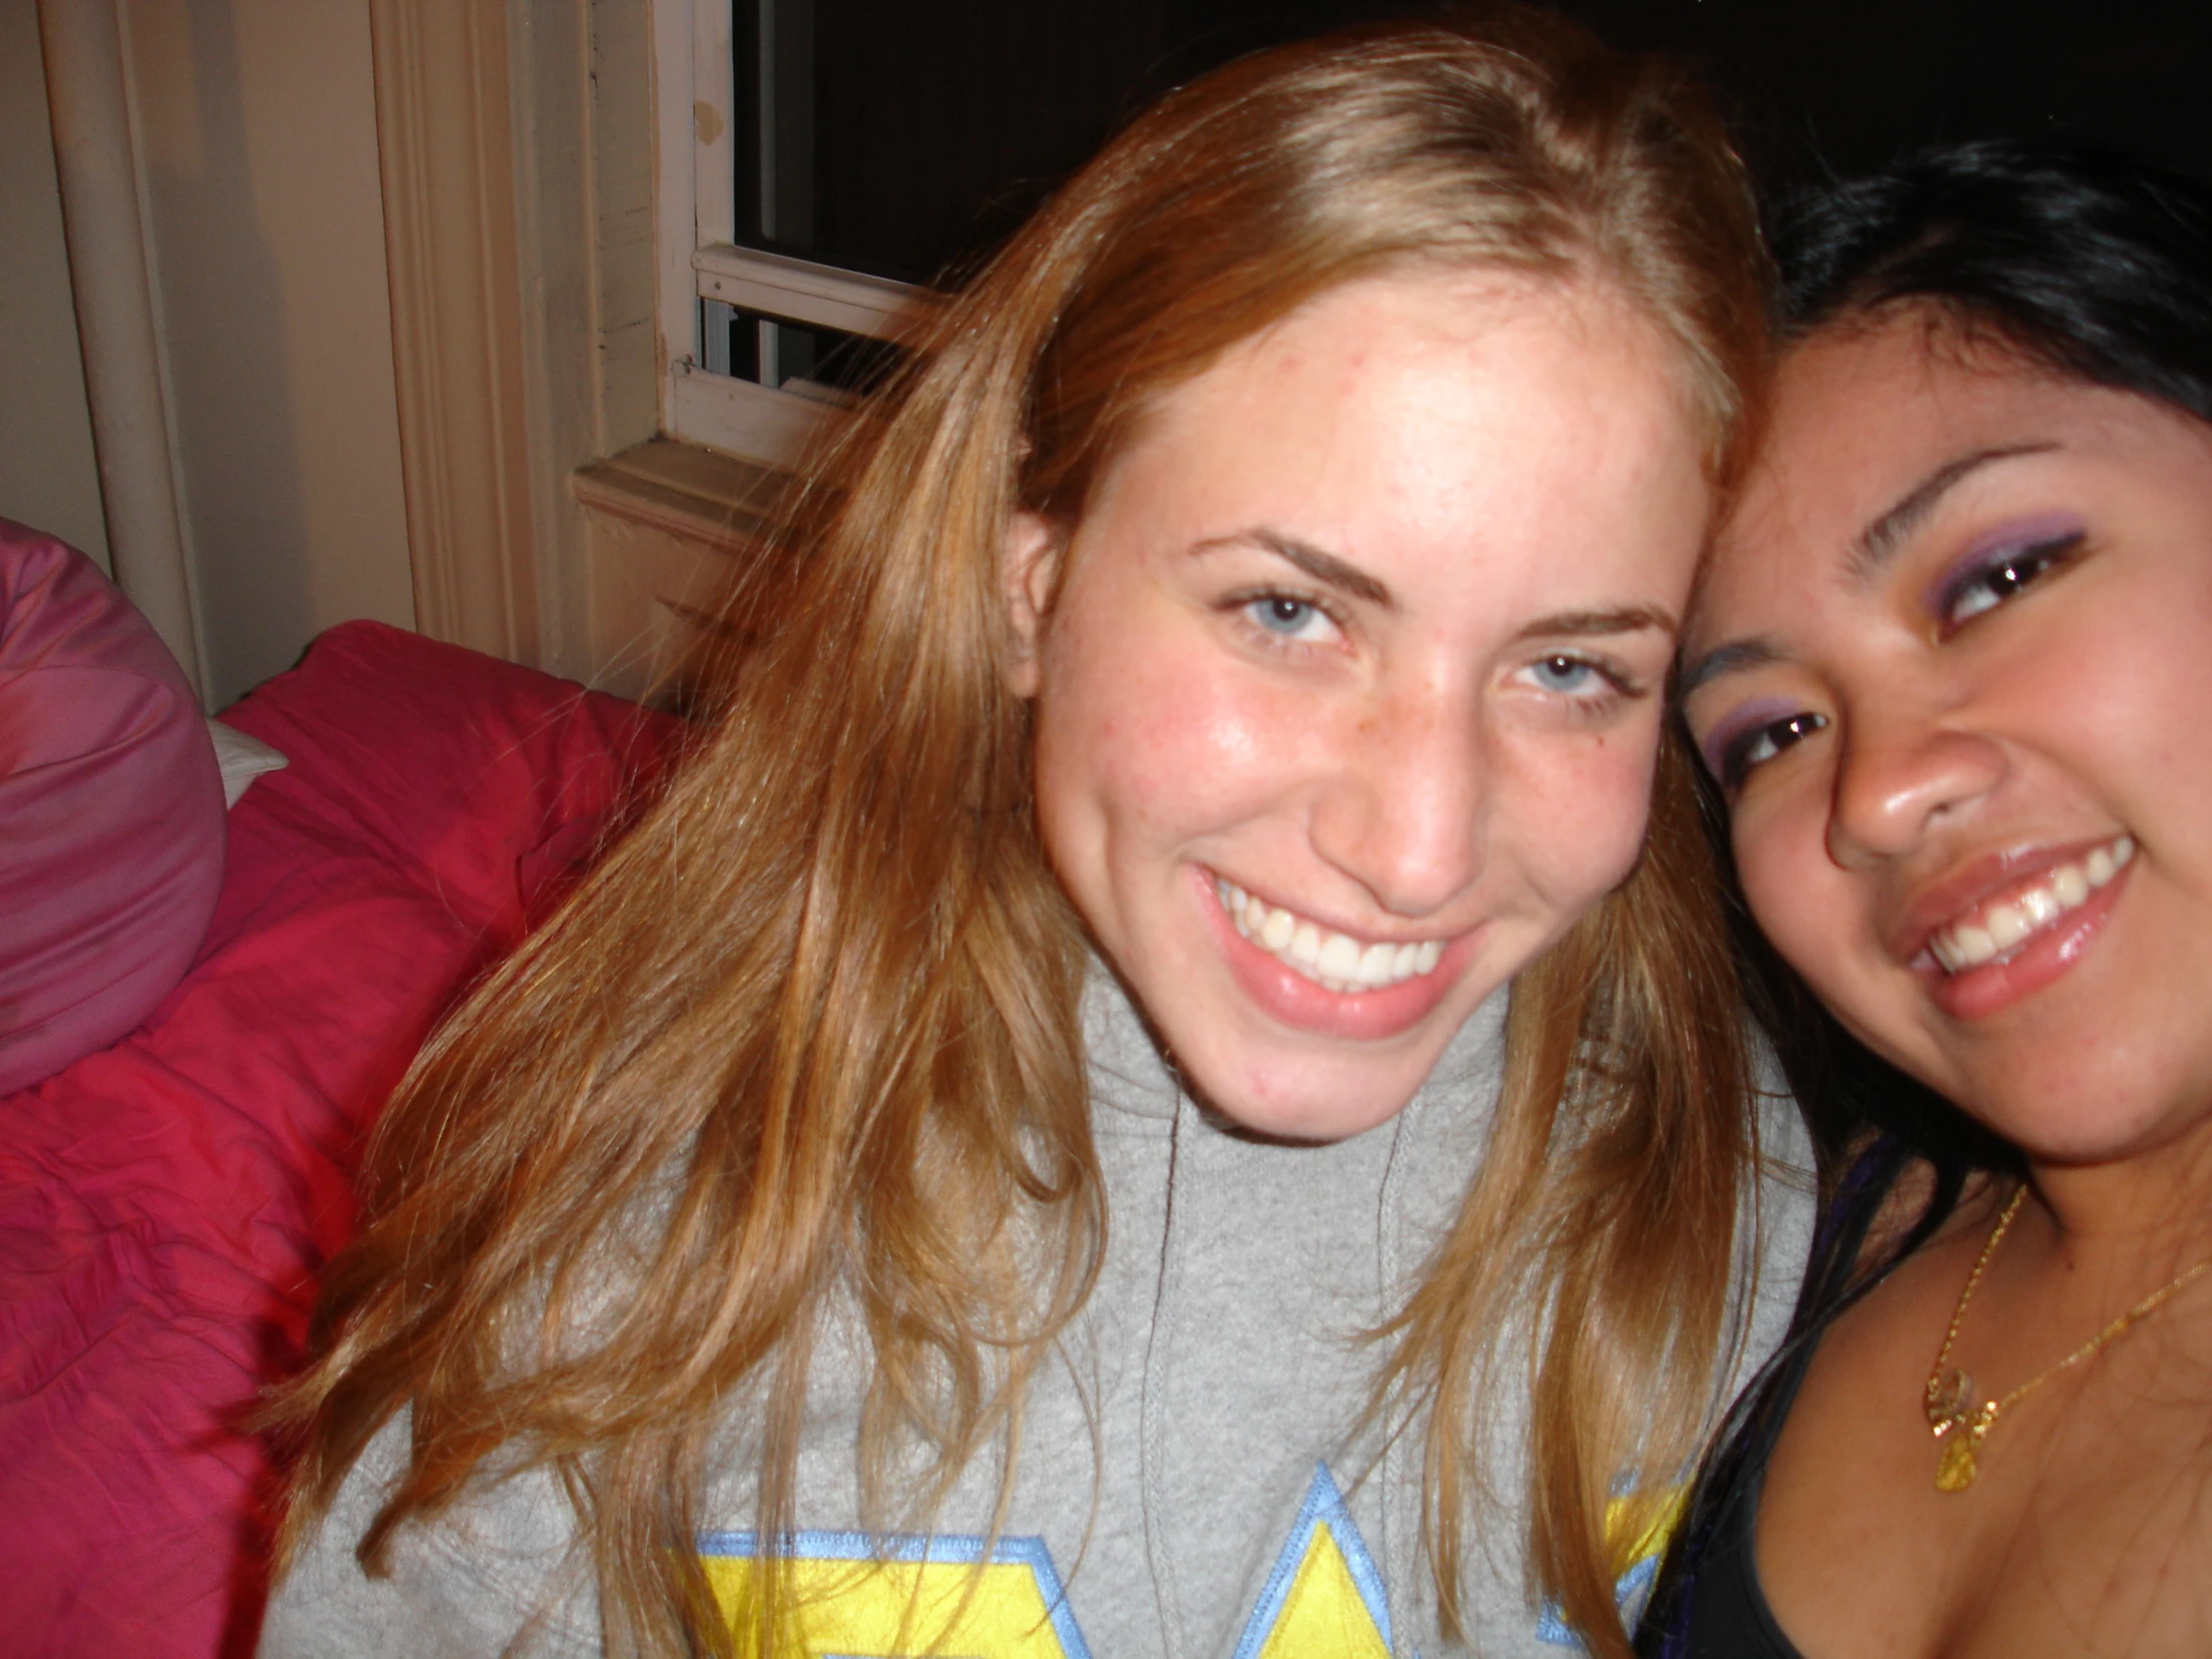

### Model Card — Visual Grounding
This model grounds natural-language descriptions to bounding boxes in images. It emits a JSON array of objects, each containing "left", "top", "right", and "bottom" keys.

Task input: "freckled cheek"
[
  {"left": 1508, "top": 739, "right": 1662, "bottom": 901},
  {"left": 1041, "top": 653, "right": 1315, "bottom": 832}
]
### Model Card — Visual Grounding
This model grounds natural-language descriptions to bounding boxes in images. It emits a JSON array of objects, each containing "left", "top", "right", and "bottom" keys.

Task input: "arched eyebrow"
[
  {"left": 1684, "top": 442, "right": 2059, "bottom": 696},
  {"left": 1513, "top": 606, "right": 1676, "bottom": 642},
  {"left": 1189, "top": 535, "right": 1676, "bottom": 641},
  {"left": 1849, "top": 442, "right": 2057, "bottom": 581},
  {"left": 1191, "top": 530, "right": 1392, "bottom": 608},
  {"left": 1678, "top": 637, "right": 1782, "bottom": 698}
]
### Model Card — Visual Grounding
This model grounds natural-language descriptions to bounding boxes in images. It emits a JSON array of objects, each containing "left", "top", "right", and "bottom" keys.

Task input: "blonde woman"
[{"left": 264, "top": 15, "right": 1811, "bottom": 1658}]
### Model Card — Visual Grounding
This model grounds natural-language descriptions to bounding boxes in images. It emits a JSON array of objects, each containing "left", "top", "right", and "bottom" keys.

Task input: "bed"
[{"left": 0, "top": 571, "right": 679, "bottom": 1657}]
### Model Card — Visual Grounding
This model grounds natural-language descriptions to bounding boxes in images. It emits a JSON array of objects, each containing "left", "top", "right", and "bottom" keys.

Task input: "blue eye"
[
  {"left": 1528, "top": 654, "right": 1597, "bottom": 694},
  {"left": 1247, "top": 595, "right": 1328, "bottom": 638}
]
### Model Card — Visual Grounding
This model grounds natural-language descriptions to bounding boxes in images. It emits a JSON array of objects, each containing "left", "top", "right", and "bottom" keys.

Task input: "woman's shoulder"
[{"left": 261, "top": 1413, "right": 600, "bottom": 1658}]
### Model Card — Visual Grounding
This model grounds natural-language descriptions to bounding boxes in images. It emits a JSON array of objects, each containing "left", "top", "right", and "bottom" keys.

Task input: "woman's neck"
[{"left": 2014, "top": 1112, "right": 2212, "bottom": 1287}]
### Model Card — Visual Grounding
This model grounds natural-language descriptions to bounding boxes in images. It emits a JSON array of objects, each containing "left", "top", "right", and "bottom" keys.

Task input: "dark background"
[{"left": 735, "top": 0, "right": 2211, "bottom": 285}]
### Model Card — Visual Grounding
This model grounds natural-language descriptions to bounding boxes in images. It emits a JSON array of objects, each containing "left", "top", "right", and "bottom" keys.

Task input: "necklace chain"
[{"left": 1924, "top": 1185, "right": 2212, "bottom": 1492}]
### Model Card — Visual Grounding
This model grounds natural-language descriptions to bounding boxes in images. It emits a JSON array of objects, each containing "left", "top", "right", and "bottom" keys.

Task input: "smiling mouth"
[
  {"left": 1926, "top": 835, "right": 2133, "bottom": 974},
  {"left": 1213, "top": 875, "right": 1446, "bottom": 994}
]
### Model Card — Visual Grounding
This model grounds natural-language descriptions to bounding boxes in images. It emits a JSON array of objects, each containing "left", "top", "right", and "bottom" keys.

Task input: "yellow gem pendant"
[{"left": 1935, "top": 1433, "right": 1979, "bottom": 1492}]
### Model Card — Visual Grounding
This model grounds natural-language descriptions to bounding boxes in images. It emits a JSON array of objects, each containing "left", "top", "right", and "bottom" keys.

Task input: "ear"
[{"left": 1001, "top": 510, "right": 1064, "bottom": 698}]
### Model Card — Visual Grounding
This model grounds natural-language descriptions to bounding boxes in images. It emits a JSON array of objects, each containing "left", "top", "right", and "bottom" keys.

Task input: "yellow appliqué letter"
[
  {"left": 1236, "top": 1465, "right": 1393, "bottom": 1659},
  {"left": 700, "top": 1531, "right": 1088, "bottom": 1659},
  {"left": 699, "top": 1465, "right": 1397, "bottom": 1658},
  {"left": 1534, "top": 1482, "right": 1688, "bottom": 1647}
]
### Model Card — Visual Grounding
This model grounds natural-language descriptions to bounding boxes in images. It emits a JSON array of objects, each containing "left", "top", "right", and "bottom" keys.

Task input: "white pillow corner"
[{"left": 206, "top": 718, "right": 289, "bottom": 809}]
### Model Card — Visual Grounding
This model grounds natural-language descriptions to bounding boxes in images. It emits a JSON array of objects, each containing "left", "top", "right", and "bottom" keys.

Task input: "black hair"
[{"left": 1774, "top": 134, "right": 2212, "bottom": 422}]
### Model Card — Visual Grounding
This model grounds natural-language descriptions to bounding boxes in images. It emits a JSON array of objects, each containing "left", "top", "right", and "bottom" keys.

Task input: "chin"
[
  {"left": 1174, "top": 1039, "right": 1428, "bottom": 1143},
  {"left": 1954, "top": 1075, "right": 2208, "bottom": 1170}
]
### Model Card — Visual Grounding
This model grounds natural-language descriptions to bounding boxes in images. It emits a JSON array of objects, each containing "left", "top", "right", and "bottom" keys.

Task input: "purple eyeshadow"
[
  {"left": 1697, "top": 694, "right": 1801, "bottom": 782},
  {"left": 1923, "top": 509, "right": 2085, "bottom": 617}
]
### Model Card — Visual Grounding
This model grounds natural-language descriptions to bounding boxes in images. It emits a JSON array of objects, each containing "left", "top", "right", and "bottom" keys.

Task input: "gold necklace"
[{"left": 1925, "top": 1186, "right": 2212, "bottom": 1491}]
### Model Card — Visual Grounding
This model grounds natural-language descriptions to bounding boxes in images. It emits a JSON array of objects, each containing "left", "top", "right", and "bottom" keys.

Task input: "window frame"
[{"left": 654, "top": 0, "right": 932, "bottom": 466}]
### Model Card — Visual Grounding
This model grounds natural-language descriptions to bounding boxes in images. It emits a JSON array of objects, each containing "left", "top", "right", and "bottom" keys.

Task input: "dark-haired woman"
[{"left": 1653, "top": 137, "right": 2212, "bottom": 1658}]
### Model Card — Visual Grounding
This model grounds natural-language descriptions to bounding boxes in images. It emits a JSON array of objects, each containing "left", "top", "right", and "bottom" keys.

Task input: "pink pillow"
[
  {"left": 0, "top": 518, "right": 226, "bottom": 1094},
  {"left": 0, "top": 619, "right": 679, "bottom": 1658}
]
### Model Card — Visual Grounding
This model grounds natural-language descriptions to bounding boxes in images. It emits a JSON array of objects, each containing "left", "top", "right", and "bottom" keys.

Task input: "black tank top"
[
  {"left": 1644, "top": 1140, "right": 1909, "bottom": 1659},
  {"left": 1674, "top": 1330, "right": 1819, "bottom": 1658}
]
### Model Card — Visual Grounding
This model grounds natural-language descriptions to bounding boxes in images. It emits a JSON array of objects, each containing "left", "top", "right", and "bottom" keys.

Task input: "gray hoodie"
[{"left": 263, "top": 973, "right": 1815, "bottom": 1658}]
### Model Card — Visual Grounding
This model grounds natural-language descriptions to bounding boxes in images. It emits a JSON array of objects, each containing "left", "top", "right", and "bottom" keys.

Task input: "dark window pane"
[
  {"left": 734, "top": 0, "right": 2212, "bottom": 289},
  {"left": 734, "top": 0, "right": 1414, "bottom": 283}
]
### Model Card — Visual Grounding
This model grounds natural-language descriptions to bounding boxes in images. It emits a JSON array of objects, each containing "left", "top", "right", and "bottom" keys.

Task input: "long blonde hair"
[{"left": 274, "top": 12, "right": 1769, "bottom": 1656}]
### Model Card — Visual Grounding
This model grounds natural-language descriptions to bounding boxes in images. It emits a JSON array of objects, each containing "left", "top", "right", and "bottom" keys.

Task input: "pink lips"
[
  {"left": 1193, "top": 865, "right": 1472, "bottom": 1040},
  {"left": 1915, "top": 850, "right": 2131, "bottom": 1023}
]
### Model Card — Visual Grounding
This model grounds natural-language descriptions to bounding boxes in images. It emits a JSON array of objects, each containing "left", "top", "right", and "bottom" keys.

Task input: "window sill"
[
  {"left": 571, "top": 435, "right": 786, "bottom": 550},
  {"left": 570, "top": 436, "right": 791, "bottom": 701}
]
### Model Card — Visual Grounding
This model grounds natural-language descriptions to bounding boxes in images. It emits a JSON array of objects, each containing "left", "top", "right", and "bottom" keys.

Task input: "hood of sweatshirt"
[{"left": 1077, "top": 957, "right": 1513, "bottom": 1657}]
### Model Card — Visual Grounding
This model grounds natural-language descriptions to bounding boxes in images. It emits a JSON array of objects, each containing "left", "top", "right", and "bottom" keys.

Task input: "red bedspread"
[{"left": 0, "top": 622, "right": 678, "bottom": 1657}]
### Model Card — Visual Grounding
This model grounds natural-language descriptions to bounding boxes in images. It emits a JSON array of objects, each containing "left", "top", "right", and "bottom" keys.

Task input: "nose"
[
  {"left": 1826, "top": 713, "right": 2005, "bottom": 868},
  {"left": 1310, "top": 684, "right": 1485, "bottom": 916}
]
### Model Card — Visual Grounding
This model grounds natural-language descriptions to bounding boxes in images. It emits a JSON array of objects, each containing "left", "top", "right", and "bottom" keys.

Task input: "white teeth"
[
  {"left": 1317, "top": 932, "right": 1361, "bottom": 980},
  {"left": 1927, "top": 836, "right": 2133, "bottom": 976},
  {"left": 1215, "top": 876, "right": 1448, "bottom": 994},
  {"left": 1934, "top": 923, "right": 1996, "bottom": 972},
  {"left": 1984, "top": 903, "right": 2030, "bottom": 950}
]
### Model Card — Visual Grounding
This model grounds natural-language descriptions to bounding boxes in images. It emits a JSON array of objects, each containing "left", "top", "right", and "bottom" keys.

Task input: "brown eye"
[
  {"left": 1937, "top": 531, "right": 2082, "bottom": 630},
  {"left": 1722, "top": 711, "right": 1827, "bottom": 790}
]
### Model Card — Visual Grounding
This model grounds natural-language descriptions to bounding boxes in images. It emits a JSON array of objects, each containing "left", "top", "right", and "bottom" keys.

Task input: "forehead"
[
  {"left": 1097, "top": 267, "right": 1703, "bottom": 556},
  {"left": 1732, "top": 315, "right": 2018, "bottom": 539},
  {"left": 1702, "top": 313, "right": 2104, "bottom": 633},
  {"left": 1154, "top": 265, "right": 1683, "bottom": 431}
]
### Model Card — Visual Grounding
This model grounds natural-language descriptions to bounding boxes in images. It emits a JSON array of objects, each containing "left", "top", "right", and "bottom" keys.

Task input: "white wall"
[
  {"left": 121, "top": 0, "right": 414, "bottom": 706},
  {"left": 12, "top": 0, "right": 682, "bottom": 701},
  {"left": 0, "top": 0, "right": 111, "bottom": 572}
]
